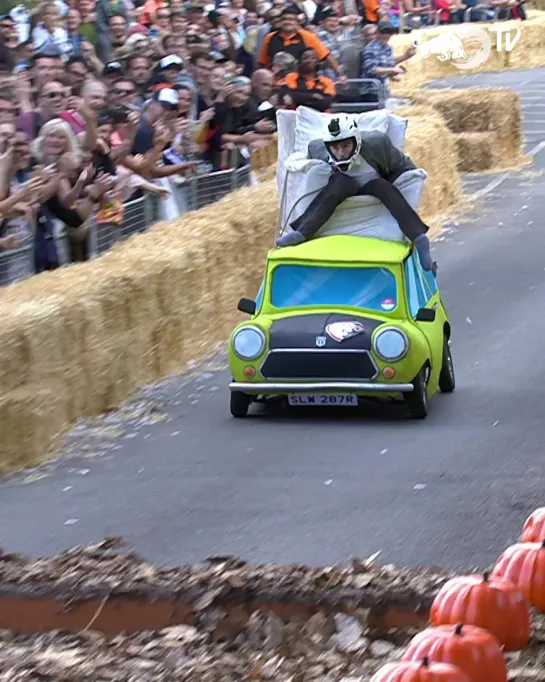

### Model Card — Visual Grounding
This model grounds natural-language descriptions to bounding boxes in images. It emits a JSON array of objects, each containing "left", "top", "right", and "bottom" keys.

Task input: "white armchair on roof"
[{"left": 276, "top": 106, "right": 428, "bottom": 243}]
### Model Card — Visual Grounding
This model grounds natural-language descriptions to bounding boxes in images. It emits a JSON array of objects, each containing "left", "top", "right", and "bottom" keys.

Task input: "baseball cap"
[
  {"left": 159, "top": 54, "right": 183, "bottom": 69},
  {"left": 154, "top": 88, "right": 179, "bottom": 106},
  {"left": 322, "top": 6, "right": 338, "bottom": 17},
  {"left": 103, "top": 61, "right": 123, "bottom": 75},
  {"left": 280, "top": 5, "right": 300, "bottom": 16},
  {"left": 377, "top": 20, "right": 397, "bottom": 33}
]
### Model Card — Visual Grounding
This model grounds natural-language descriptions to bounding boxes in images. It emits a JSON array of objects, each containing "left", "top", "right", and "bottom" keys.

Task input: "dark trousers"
[{"left": 291, "top": 171, "right": 428, "bottom": 242}]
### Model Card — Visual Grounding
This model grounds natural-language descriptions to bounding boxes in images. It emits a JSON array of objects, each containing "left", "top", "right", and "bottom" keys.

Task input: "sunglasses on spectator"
[
  {"left": 42, "top": 91, "right": 64, "bottom": 99},
  {"left": 113, "top": 88, "right": 136, "bottom": 96}
]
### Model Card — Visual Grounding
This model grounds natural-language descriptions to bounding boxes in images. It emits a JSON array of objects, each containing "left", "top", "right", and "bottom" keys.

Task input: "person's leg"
[
  {"left": 357, "top": 178, "right": 434, "bottom": 270},
  {"left": 276, "top": 172, "right": 359, "bottom": 246}
]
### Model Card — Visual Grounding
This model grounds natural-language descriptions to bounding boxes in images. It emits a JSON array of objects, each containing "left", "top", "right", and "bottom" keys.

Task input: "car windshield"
[{"left": 270, "top": 264, "right": 398, "bottom": 312}]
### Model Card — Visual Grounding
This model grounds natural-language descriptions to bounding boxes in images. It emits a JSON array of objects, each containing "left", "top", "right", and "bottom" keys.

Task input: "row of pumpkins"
[{"left": 371, "top": 507, "right": 545, "bottom": 682}]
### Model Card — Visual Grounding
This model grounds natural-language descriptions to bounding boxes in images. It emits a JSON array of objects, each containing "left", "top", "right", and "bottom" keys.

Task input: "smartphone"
[{"left": 102, "top": 107, "right": 130, "bottom": 124}]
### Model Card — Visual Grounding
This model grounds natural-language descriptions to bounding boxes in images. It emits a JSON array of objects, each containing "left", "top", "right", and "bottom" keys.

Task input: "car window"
[
  {"left": 270, "top": 264, "right": 398, "bottom": 312},
  {"left": 255, "top": 278, "right": 265, "bottom": 311},
  {"left": 422, "top": 265, "right": 438, "bottom": 297},
  {"left": 405, "top": 255, "right": 432, "bottom": 317}
]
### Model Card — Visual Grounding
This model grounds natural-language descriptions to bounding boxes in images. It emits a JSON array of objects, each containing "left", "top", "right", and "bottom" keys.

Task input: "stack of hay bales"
[
  {"left": 398, "top": 105, "right": 461, "bottom": 218},
  {"left": 390, "top": 14, "right": 545, "bottom": 92},
  {"left": 0, "top": 180, "right": 280, "bottom": 474},
  {"left": 411, "top": 88, "right": 525, "bottom": 171}
]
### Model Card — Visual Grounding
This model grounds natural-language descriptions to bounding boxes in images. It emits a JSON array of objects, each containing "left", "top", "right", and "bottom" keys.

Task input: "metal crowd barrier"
[{"left": 0, "top": 163, "right": 254, "bottom": 287}]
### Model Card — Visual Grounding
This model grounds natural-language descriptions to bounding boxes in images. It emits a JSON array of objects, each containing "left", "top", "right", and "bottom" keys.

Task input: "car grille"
[{"left": 260, "top": 350, "right": 378, "bottom": 381}]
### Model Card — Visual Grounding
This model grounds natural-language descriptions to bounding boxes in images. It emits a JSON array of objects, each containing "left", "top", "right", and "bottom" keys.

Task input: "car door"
[{"left": 404, "top": 255, "right": 445, "bottom": 383}]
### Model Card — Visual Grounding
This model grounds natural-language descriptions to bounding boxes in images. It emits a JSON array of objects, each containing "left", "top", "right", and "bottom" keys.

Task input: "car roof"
[{"left": 268, "top": 235, "right": 412, "bottom": 265}]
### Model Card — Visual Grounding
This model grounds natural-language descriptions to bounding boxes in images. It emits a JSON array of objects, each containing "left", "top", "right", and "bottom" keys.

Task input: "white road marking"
[
  {"left": 527, "top": 140, "right": 545, "bottom": 156},
  {"left": 472, "top": 174, "right": 510, "bottom": 200}
]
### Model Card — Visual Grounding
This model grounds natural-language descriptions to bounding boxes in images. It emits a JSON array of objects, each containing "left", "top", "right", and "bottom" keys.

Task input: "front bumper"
[{"left": 229, "top": 381, "right": 414, "bottom": 393}]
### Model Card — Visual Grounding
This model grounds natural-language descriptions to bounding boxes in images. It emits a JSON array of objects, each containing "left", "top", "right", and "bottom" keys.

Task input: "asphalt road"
[{"left": 2, "top": 71, "right": 545, "bottom": 573}]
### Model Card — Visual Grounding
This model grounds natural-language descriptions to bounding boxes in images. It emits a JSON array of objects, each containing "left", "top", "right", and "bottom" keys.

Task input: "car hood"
[{"left": 268, "top": 313, "right": 385, "bottom": 351}]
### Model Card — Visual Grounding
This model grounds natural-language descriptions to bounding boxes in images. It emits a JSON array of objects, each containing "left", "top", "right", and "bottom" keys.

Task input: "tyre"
[
  {"left": 439, "top": 336, "right": 455, "bottom": 393},
  {"left": 404, "top": 367, "right": 429, "bottom": 419},
  {"left": 230, "top": 391, "right": 251, "bottom": 418}
]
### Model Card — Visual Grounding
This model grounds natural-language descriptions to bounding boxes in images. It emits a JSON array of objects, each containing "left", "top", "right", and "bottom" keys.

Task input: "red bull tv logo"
[{"left": 413, "top": 24, "right": 521, "bottom": 70}]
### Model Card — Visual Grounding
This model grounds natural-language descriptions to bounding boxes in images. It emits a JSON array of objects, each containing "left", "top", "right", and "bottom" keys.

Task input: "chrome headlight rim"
[
  {"left": 373, "top": 326, "right": 410, "bottom": 363},
  {"left": 232, "top": 325, "right": 267, "bottom": 361}
]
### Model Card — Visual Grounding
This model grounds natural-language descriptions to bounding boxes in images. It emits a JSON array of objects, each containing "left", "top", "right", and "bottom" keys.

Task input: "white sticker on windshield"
[{"left": 380, "top": 298, "right": 396, "bottom": 311}]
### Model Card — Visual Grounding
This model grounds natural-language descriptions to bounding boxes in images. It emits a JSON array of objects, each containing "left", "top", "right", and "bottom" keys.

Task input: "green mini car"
[{"left": 228, "top": 235, "right": 455, "bottom": 420}]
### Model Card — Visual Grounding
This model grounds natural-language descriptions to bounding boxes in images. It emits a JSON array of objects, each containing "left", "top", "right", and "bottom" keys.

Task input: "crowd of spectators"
[{"left": 0, "top": 0, "right": 527, "bottom": 283}]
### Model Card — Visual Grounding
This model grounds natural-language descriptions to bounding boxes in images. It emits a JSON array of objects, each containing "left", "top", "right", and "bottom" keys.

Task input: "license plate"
[{"left": 288, "top": 393, "right": 358, "bottom": 406}]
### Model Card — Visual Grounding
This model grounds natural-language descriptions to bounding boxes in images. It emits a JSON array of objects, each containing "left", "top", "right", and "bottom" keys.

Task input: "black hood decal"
[{"left": 269, "top": 313, "right": 384, "bottom": 351}]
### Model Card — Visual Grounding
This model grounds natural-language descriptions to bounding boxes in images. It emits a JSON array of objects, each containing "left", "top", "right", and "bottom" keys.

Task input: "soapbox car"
[{"left": 227, "top": 235, "right": 454, "bottom": 419}]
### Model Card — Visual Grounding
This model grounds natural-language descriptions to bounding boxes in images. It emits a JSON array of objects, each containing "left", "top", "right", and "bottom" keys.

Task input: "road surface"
[{"left": 1, "top": 70, "right": 545, "bottom": 573}]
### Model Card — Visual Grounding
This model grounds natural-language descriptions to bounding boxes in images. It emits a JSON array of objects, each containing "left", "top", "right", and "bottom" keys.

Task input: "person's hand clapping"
[
  {"left": 88, "top": 172, "right": 116, "bottom": 201},
  {"left": 199, "top": 107, "right": 216, "bottom": 123}
]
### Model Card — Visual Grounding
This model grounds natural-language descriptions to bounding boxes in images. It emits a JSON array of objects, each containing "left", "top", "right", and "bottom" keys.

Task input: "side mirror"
[
  {"left": 416, "top": 307, "right": 436, "bottom": 322},
  {"left": 238, "top": 297, "right": 256, "bottom": 315}
]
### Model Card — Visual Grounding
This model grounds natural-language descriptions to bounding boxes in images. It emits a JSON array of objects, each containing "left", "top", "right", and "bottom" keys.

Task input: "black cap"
[
  {"left": 377, "top": 20, "right": 396, "bottom": 33},
  {"left": 322, "top": 6, "right": 338, "bottom": 17},
  {"left": 103, "top": 61, "right": 124, "bottom": 75},
  {"left": 281, "top": 5, "right": 300, "bottom": 16}
]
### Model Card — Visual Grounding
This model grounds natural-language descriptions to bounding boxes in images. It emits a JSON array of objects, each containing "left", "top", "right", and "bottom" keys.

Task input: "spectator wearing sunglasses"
[
  {"left": 110, "top": 78, "right": 140, "bottom": 109},
  {"left": 16, "top": 80, "right": 66, "bottom": 142}
]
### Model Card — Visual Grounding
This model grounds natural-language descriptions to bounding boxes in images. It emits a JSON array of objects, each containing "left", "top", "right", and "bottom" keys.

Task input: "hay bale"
[
  {"left": 403, "top": 108, "right": 461, "bottom": 220},
  {"left": 454, "top": 132, "right": 496, "bottom": 172},
  {"left": 505, "top": 13, "right": 545, "bottom": 69},
  {"left": 0, "top": 387, "right": 70, "bottom": 475},
  {"left": 250, "top": 136, "right": 278, "bottom": 172},
  {"left": 416, "top": 88, "right": 525, "bottom": 168}
]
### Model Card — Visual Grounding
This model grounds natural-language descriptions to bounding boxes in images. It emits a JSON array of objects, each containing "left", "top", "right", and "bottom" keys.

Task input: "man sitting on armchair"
[{"left": 276, "top": 113, "right": 435, "bottom": 272}]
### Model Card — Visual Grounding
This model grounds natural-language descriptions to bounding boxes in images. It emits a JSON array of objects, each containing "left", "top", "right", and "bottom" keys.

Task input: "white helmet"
[{"left": 321, "top": 114, "right": 362, "bottom": 172}]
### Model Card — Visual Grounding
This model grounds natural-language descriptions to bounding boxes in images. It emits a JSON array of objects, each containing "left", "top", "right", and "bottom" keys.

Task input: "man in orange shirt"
[
  {"left": 258, "top": 5, "right": 346, "bottom": 82},
  {"left": 277, "top": 48, "right": 336, "bottom": 112}
]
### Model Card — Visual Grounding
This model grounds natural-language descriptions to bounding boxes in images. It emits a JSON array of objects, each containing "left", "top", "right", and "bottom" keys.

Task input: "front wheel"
[
  {"left": 439, "top": 337, "right": 455, "bottom": 393},
  {"left": 230, "top": 391, "right": 251, "bottom": 418},
  {"left": 404, "top": 367, "right": 429, "bottom": 419}
]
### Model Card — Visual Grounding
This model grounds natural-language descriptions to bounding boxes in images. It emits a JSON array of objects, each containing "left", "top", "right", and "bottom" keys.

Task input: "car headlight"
[
  {"left": 232, "top": 326, "right": 266, "bottom": 360},
  {"left": 373, "top": 327, "right": 409, "bottom": 362}
]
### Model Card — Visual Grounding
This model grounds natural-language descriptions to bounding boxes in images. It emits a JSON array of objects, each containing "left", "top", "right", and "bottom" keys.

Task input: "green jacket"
[{"left": 308, "top": 131, "right": 417, "bottom": 184}]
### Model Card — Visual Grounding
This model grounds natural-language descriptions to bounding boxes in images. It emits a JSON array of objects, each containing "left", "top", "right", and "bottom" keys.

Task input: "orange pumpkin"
[
  {"left": 371, "top": 657, "right": 471, "bottom": 682},
  {"left": 402, "top": 623, "right": 508, "bottom": 682},
  {"left": 430, "top": 570, "right": 531, "bottom": 651},
  {"left": 522, "top": 508, "right": 545, "bottom": 542},
  {"left": 492, "top": 540, "right": 545, "bottom": 611}
]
